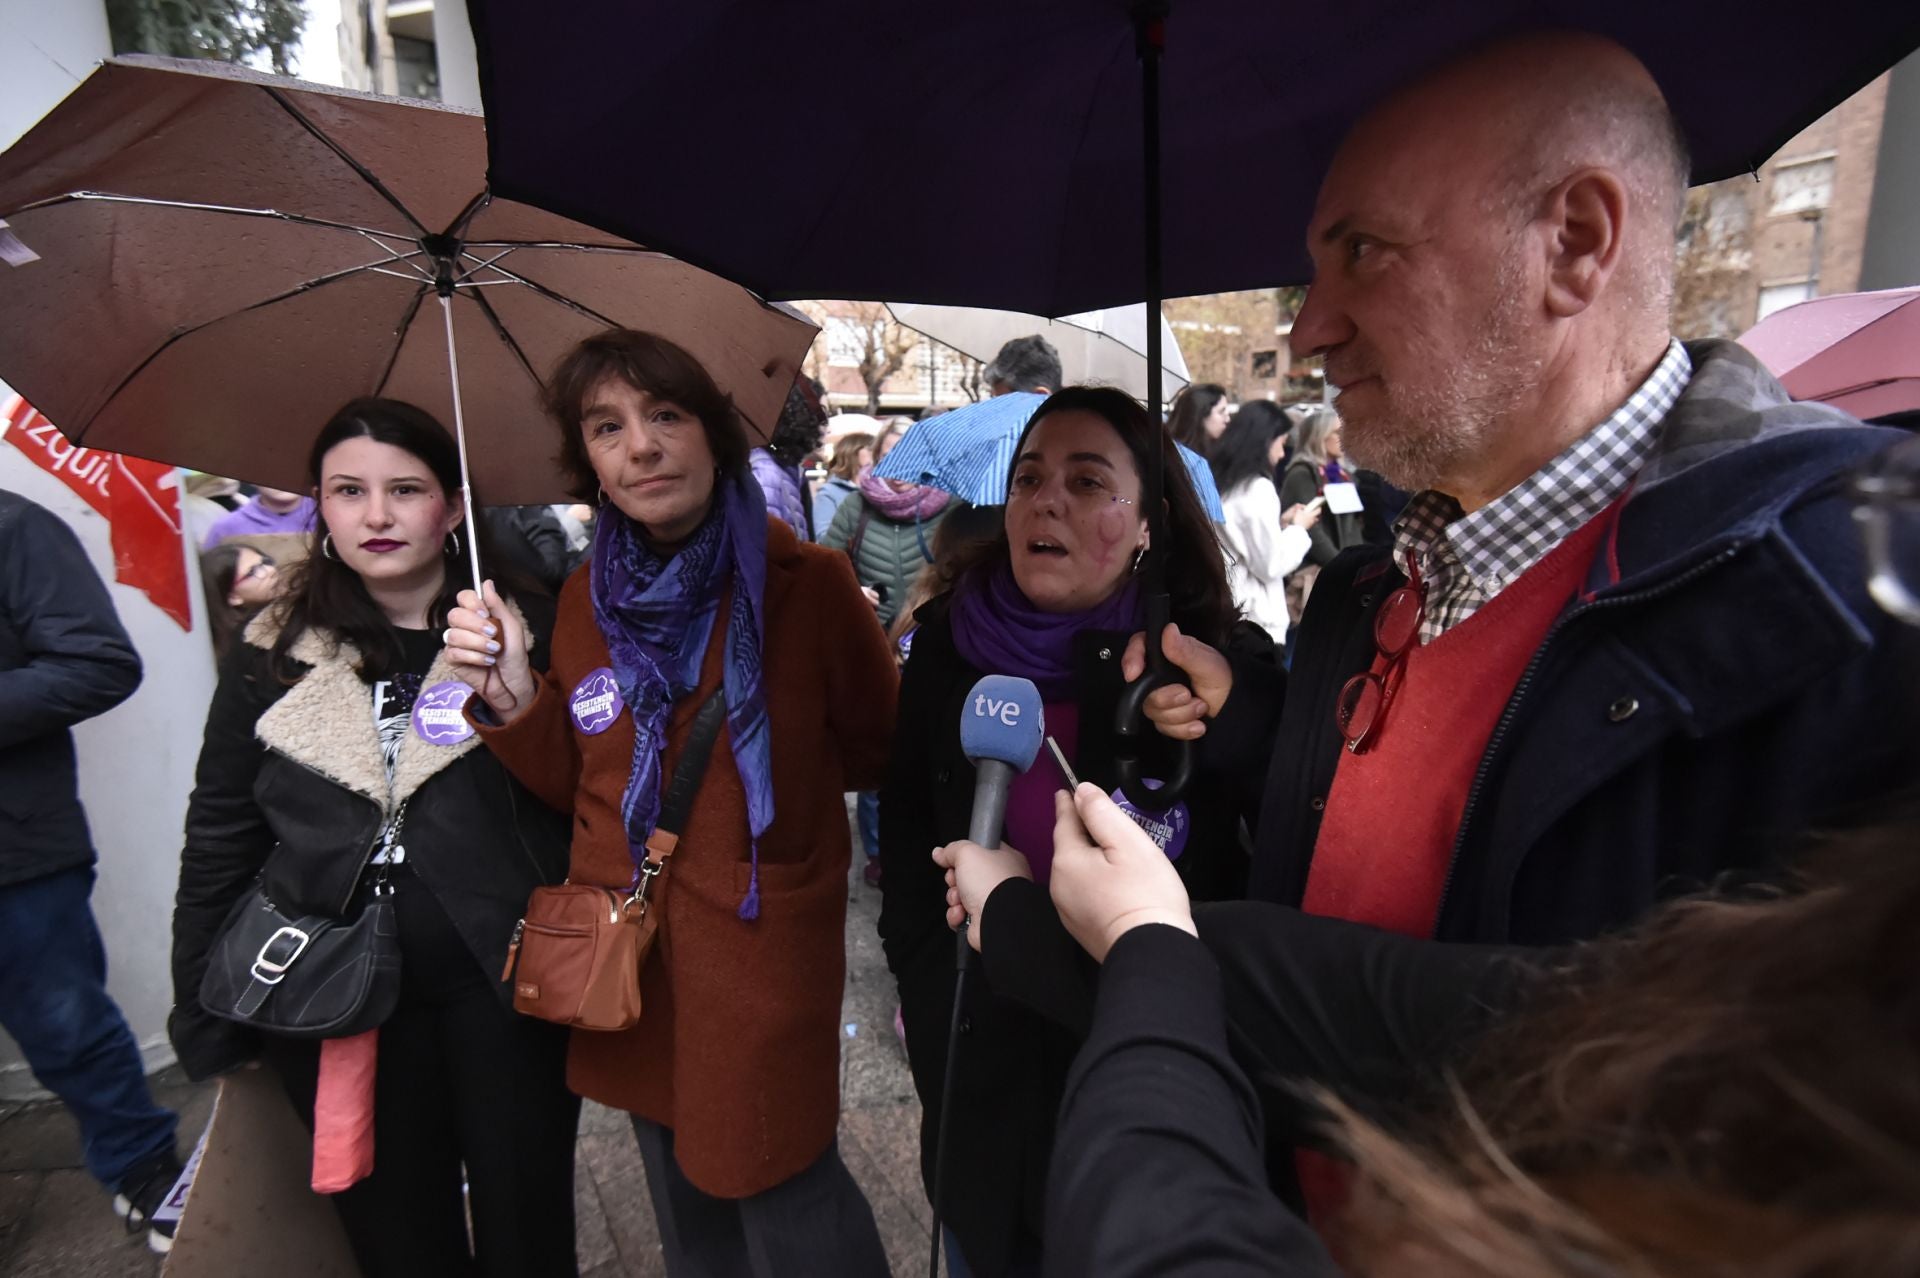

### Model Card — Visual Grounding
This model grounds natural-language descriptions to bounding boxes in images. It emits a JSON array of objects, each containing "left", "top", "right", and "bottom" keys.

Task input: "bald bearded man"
[{"left": 1127, "top": 32, "right": 1919, "bottom": 950}]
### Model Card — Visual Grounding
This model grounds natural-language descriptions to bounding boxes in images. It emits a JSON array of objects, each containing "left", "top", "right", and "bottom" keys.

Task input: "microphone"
[
  {"left": 928, "top": 675, "right": 1044, "bottom": 1277},
  {"left": 959, "top": 675, "right": 1046, "bottom": 850}
]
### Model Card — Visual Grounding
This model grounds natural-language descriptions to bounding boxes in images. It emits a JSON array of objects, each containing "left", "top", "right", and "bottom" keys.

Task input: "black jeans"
[{"left": 268, "top": 871, "right": 580, "bottom": 1277}]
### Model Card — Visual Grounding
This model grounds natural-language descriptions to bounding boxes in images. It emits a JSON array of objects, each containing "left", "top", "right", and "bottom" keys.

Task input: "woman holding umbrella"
[
  {"left": 877, "top": 385, "right": 1249, "bottom": 1275},
  {"left": 442, "top": 328, "right": 898, "bottom": 1275},
  {"left": 170, "top": 399, "right": 579, "bottom": 1276}
]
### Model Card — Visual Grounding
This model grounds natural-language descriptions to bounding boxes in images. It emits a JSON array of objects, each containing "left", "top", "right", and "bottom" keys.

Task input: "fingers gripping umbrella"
[{"left": 0, "top": 56, "right": 818, "bottom": 595}]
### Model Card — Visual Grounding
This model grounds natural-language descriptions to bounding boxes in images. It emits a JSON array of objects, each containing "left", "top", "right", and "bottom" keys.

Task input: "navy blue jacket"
[
  {"left": 0, "top": 490, "right": 143, "bottom": 888},
  {"left": 1206, "top": 341, "right": 1920, "bottom": 945}
]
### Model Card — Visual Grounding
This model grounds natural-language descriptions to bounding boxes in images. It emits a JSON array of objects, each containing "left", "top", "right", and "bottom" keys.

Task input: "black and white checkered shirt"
[{"left": 1392, "top": 339, "right": 1692, "bottom": 644}]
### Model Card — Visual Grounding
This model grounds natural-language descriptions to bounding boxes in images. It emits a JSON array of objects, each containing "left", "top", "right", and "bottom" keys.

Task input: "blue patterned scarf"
[{"left": 590, "top": 472, "right": 774, "bottom": 919}]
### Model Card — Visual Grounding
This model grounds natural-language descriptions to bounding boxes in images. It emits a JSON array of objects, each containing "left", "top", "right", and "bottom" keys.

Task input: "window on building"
[
  {"left": 1769, "top": 157, "right": 1834, "bottom": 217},
  {"left": 1756, "top": 280, "right": 1816, "bottom": 321},
  {"left": 1250, "top": 349, "right": 1278, "bottom": 379}
]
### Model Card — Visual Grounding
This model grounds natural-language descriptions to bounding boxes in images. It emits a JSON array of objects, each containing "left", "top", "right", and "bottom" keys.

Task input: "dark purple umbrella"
[
  {"left": 469, "top": 0, "right": 1920, "bottom": 315},
  {"left": 468, "top": 0, "right": 1920, "bottom": 819}
]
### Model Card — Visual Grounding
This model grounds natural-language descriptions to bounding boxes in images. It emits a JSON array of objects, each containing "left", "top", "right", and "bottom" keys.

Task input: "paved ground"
[{"left": 0, "top": 815, "right": 931, "bottom": 1277}]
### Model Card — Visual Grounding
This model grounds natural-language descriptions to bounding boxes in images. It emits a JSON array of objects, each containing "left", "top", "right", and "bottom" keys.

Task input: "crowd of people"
[{"left": 2, "top": 25, "right": 1916, "bottom": 1278}]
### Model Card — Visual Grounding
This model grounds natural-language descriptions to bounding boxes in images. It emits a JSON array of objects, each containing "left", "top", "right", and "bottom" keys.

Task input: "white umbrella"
[{"left": 887, "top": 303, "right": 1189, "bottom": 404}]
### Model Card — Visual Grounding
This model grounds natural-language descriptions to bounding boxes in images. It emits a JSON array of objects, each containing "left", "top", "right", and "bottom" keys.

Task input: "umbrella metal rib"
[{"left": 263, "top": 86, "right": 428, "bottom": 237}]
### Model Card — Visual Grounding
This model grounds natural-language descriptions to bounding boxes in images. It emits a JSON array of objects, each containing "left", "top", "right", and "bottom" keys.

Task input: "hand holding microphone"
[{"left": 932, "top": 840, "right": 1032, "bottom": 952}]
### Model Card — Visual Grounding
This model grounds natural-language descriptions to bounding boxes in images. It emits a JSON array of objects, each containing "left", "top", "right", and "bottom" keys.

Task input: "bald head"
[
  {"left": 1290, "top": 33, "right": 1690, "bottom": 506},
  {"left": 1352, "top": 33, "right": 1689, "bottom": 316}
]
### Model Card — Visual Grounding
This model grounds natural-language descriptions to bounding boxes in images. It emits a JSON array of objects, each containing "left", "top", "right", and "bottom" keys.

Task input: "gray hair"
[
  {"left": 984, "top": 335, "right": 1064, "bottom": 394},
  {"left": 1289, "top": 407, "right": 1341, "bottom": 466}
]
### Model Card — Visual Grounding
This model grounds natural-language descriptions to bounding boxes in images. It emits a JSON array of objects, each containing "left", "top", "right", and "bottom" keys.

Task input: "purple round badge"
[
  {"left": 570, "top": 668, "right": 625, "bottom": 735},
  {"left": 1110, "top": 781, "right": 1191, "bottom": 861},
  {"left": 412, "top": 681, "right": 476, "bottom": 746}
]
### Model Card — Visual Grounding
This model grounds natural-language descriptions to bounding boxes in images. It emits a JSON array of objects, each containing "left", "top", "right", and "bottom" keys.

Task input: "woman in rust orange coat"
[{"left": 443, "top": 329, "right": 897, "bottom": 1276}]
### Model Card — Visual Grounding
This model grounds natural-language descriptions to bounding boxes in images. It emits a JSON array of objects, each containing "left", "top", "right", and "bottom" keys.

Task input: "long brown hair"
[
  {"left": 199, "top": 542, "right": 266, "bottom": 661},
  {"left": 943, "top": 386, "right": 1235, "bottom": 647},
  {"left": 1334, "top": 820, "right": 1920, "bottom": 1276}
]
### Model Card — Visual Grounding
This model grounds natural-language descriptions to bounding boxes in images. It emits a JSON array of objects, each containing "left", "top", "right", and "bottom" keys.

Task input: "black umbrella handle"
[{"left": 1114, "top": 589, "right": 1195, "bottom": 810}]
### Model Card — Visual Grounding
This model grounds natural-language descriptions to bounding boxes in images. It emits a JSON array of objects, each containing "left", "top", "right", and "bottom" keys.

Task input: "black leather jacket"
[{"left": 168, "top": 601, "right": 568, "bottom": 1079}]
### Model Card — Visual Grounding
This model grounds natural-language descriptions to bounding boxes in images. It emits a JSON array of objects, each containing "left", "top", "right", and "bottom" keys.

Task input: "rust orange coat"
[{"left": 476, "top": 518, "right": 896, "bottom": 1197}]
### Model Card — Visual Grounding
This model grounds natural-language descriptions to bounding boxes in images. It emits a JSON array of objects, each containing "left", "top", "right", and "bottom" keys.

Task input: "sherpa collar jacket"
[{"left": 168, "top": 598, "right": 568, "bottom": 1080}]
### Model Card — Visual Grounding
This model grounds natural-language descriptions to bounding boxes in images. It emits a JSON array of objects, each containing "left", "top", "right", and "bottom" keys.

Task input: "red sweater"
[
  {"left": 1303, "top": 508, "right": 1617, "bottom": 938},
  {"left": 1296, "top": 505, "right": 1615, "bottom": 1229}
]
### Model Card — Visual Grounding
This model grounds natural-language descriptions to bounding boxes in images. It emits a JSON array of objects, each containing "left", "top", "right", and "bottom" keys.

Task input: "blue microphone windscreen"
[{"left": 960, "top": 675, "right": 1045, "bottom": 772}]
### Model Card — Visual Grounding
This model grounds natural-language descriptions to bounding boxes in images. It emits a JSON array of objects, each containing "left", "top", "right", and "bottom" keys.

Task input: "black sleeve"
[
  {"left": 1047, "top": 925, "right": 1340, "bottom": 1278},
  {"left": 1197, "top": 646, "right": 1286, "bottom": 823},
  {"left": 876, "top": 637, "right": 960, "bottom": 1107},
  {"left": 169, "top": 643, "right": 280, "bottom": 1080},
  {"left": 0, "top": 500, "right": 142, "bottom": 748},
  {"left": 1279, "top": 464, "right": 1339, "bottom": 569},
  {"left": 1196, "top": 902, "right": 1532, "bottom": 1144},
  {"left": 977, "top": 876, "right": 1096, "bottom": 1036}
]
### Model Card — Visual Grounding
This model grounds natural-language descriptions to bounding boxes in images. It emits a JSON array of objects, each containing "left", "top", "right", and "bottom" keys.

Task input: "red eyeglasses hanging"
[{"left": 1334, "top": 550, "right": 1428, "bottom": 753}]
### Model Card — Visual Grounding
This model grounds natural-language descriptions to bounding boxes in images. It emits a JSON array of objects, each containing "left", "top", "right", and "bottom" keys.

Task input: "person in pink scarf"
[{"left": 821, "top": 417, "right": 959, "bottom": 886}]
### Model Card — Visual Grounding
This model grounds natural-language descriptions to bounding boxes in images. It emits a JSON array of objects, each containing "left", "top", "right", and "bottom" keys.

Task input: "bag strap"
[{"left": 640, "top": 689, "right": 729, "bottom": 870}]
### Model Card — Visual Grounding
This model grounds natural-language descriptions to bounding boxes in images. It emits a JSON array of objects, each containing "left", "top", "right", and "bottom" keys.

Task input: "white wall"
[
  {"left": 1, "top": 0, "right": 215, "bottom": 1097},
  {"left": 430, "top": 0, "right": 480, "bottom": 109}
]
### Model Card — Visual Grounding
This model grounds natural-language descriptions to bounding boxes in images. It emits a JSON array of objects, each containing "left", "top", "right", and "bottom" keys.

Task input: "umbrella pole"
[
  {"left": 1114, "top": 1, "right": 1195, "bottom": 809},
  {"left": 439, "top": 292, "right": 487, "bottom": 600}
]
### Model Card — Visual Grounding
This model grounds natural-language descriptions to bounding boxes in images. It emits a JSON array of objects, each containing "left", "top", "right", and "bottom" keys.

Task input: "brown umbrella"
[{"left": 0, "top": 55, "right": 817, "bottom": 588}]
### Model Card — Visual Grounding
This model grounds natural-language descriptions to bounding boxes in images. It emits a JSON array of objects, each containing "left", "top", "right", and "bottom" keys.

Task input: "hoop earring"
[
  {"left": 1131, "top": 544, "right": 1147, "bottom": 575},
  {"left": 321, "top": 533, "right": 338, "bottom": 561},
  {"left": 446, "top": 529, "right": 462, "bottom": 557},
  {"left": 596, "top": 486, "right": 610, "bottom": 506}
]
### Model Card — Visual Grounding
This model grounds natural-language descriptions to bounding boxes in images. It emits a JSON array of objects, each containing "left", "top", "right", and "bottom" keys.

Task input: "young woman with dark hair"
[
  {"left": 877, "top": 385, "right": 1252, "bottom": 1276},
  {"left": 170, "top": 398, "right": 579, "bottom": 1276},
  {"left": 1210, "top": 402, "right": 1323, "bottom": 646},
  {"left": 197, "top": 541, "right": 280, "bottom": 661},
  {"left": 1167, "top": 381, "right": 1230, "bottom": 454},
  {"left": 442, "top": 328, "right": 897, "bottom": 1276}
]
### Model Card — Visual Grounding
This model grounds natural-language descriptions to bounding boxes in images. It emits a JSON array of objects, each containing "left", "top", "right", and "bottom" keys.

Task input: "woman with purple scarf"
[
  {"left": 443, "top": 329, "right": 897, "bottom": 1277},
  {"left": 1281, "top": 406, "right": 1366, "bottom": 568},
  {"left": 876, "top": 386, "right": 1250, "bottom": 1277}
]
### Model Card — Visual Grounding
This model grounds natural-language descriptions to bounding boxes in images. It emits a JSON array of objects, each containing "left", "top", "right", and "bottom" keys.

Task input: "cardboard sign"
[
  {"left": 1323, "top": 481, "right": 1364, "bottom": 515},
  {"left": 162, "top": 1067, "right": 362, "bottom": 1278}
]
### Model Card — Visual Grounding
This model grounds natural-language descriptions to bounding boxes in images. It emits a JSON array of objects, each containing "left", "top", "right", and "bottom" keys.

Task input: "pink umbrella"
[{"left": 1739, "top": 287, "right": 1920, "bottom": 421}]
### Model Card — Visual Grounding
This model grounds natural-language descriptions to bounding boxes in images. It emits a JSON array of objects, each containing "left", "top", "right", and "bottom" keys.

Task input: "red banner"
[{"left": 3, "top": 397, "right": 193, "bottom": 631}]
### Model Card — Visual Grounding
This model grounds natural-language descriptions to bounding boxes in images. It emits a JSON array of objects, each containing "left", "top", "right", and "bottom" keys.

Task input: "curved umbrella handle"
[{"left": 1112, "top": 592, "right": 1195, "bottom": 810}]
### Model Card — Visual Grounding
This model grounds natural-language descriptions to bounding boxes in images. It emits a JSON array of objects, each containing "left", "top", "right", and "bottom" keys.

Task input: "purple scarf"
[
  {"left": 950, "top": 561, "right": 1143, "bottom": 700},
  {"left": 590, "top": 472, "right": 773, "bottom": 919},
  {"left": 857, "top": 467, "right": 952, "bottom": 521}
]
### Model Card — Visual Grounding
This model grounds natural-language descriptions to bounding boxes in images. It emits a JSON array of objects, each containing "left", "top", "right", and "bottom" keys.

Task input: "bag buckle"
[
  {"left": 625, "top": 859, "right": 665, "bottom": 914},
  {"left": 250, "top": 925, "right": 312, "bottom": 985}
]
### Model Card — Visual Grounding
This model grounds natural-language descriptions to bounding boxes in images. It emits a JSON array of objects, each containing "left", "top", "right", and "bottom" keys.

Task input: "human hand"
[
  {"left": 443, "top": 579, "right": 535, "bottom": 723},
  {"left": 1282, "top": 500, "right": 1323, "bottom": 530},
  {"left": 861, "top": 586, "right": 882, "bottom": 610},
  {"left": 1049, "top": 784, "right": 1195, "bottom": 962},
  {"left": 931, "top": 839, "right": 1033, "bottom": 952},
  {"left": 1119, "top": 623, "right": 1233, "bottom": 739}
]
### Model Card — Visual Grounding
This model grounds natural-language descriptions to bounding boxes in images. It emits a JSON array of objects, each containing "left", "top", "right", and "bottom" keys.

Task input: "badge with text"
[
  {"left": 412, "top": 681, "right": 476, "bottom": 745},
  {"left": 1110, "top": 780, "right": 1191, "bottom": 862},
  {"left": 570, "top": 668, "right": 625, "bottom": 735}
]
